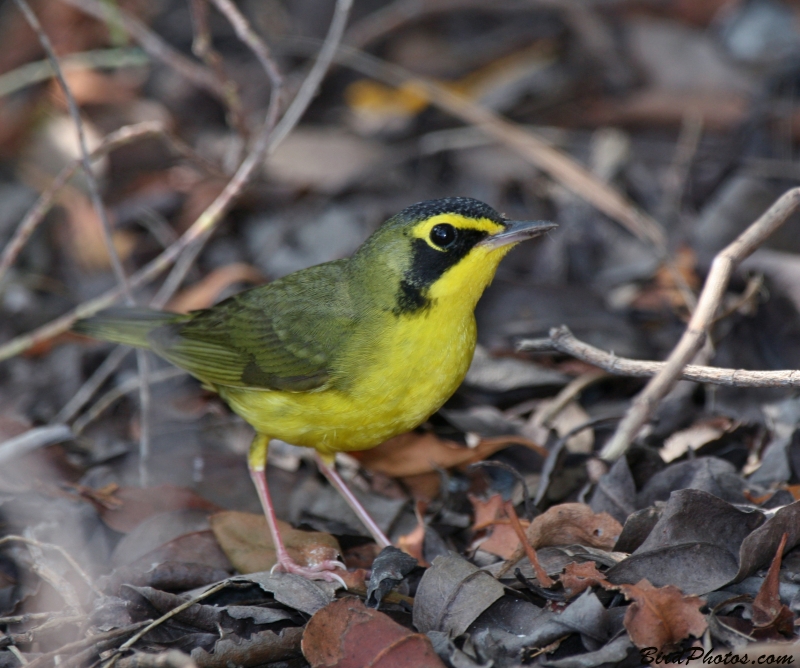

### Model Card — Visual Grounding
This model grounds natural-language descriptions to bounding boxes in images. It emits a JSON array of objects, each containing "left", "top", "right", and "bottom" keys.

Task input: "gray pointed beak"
[{"left": 478, "top": 219, "right": 558, "bottom": 248}]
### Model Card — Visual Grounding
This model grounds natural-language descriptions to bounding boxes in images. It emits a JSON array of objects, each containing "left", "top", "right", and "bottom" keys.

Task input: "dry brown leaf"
[
  {"left": 560, "top": 561, "right": 608, "bottom": 598},
  {"left": 398, "top": 471, "right": 441, "bottom": 502},
  {"left": 744, "top": 489, "right": 778, "bottom": 505},
  {"left": 57, "top": 188, "right": 135, "bottom": 271},
  {"left": 302, "top": 598, "right": 444, "bottom": 668},
  {"left": 166, "top": 263, "right": 265, "bottom": 313},
  {"left": 469, "top": 494, "right": 524, "bottom": 560},
  {"left": 396, "top": 500, "right": 428, "bottom": 565},
  {"left": 97, "top": 484, "right": 219, "bottom": 533},
  {"left": 397, "top": 523, "right": 426, "bottom": 566},
  {"left": 209, "top": 510, "right": 341, "bottom": 574},
  {"left": 608, "top": 579, "right": 707, "bottom": 652},
  {"left": 354, "top": 432, "right": 543, "bottom": 478},
  {"left": 528, "top": 503, "right": 620, "bottom": 550},
  {"left": 52, "top": 69, "right": 139, "bottom": 107},
  {"left": 503, "top": 503, "right": 621, "bottom": 574},
  {"left": 584, "top": 88, "right": 748, "bottom": 132},
  {"left": 470, "top": 493, "right": 505, "bottom": 530}
]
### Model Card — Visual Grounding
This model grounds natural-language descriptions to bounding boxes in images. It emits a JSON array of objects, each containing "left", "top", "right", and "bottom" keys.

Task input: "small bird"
[{"left": 74, "top": 197, "right": 556, "bottom": 580}]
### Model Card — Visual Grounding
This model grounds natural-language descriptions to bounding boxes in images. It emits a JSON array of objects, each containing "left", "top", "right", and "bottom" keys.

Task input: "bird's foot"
[{"left": 271, "top": 555, "right": 348, "bottom": 586}]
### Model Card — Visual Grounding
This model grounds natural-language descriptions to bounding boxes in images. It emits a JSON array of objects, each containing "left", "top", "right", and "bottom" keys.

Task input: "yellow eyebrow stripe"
[{"left": 409, "top": 213, "right": 505, "bottom": 248}]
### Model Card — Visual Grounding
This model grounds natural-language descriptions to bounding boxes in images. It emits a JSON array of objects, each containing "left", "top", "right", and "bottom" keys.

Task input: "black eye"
[{"left": 430, "top": 223, "right": 457, "bottom": 248}]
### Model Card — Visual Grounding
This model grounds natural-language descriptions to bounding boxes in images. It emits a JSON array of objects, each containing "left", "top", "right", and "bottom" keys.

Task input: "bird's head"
[{"left": 352, "top": 197, "right": 557, "bottom": 315}]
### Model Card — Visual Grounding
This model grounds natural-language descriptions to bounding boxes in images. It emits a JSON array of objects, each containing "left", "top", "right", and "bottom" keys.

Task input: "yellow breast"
[
  {"left": 220, "top": 241, "right": 508, "bottom": 456},
  {"left": 219, "top": 301, "right": 476, "bottom": 457}
]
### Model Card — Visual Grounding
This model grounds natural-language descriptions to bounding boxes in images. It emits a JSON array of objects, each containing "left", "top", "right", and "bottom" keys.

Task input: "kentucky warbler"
[{"left": 74, "top": 197, "right": 556, "bottom": 580}]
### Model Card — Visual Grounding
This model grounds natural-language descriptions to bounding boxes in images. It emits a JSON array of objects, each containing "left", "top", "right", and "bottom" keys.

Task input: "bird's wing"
[{"left": 148, "top": 261, "right": 356, "bottom": 392}]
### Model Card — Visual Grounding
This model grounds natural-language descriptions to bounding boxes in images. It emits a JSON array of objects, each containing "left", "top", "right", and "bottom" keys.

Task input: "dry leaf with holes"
[{"left": 503, "top": 503, "right": 621, "bottom": 572}]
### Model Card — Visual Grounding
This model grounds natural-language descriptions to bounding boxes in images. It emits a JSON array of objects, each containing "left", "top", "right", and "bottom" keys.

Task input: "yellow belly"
[{"left": 218, "top": 304, "right": 477, "bottom": 457}]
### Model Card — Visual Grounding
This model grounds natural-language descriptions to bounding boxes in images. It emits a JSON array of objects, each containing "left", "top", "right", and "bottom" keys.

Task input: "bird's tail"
[{"left": 73, "top": 307, "right": 185, "bottom": 349}]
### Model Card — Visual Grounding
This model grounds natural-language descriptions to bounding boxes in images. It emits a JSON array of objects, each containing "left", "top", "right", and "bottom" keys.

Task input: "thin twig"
[
  {"left": 72, "top": 367, "right": 186, "bottom": 435},
  {"left": 266, "top": 0, "right": 353, "bottom": 152},
  {"left": 135, "top": 349, "right": 152, "bottom": 486},
  {"left": 189, "top": 0, "right": 248, "bottom": 139},
  {"left": 520, "top": 325, "right": 800, "bottom": 388},
  {"left": 656, "top": 110, "right": 705, "bottom": 313},
  {"left": 21, "top": 622, "right": 148, "bottom": 668},
  {"left": 12, "top": 0, "right": 154, "bottom": 484},
  {"left": 54, "top": 346, "right": 131, "bottom": 423},
  {"left": 0, "top": 0, "right": 351, "bottom": 363},
  {"left": 207, "top": 0, "right": 283, "bottom": 96},
  {"left": 0, "top": 611, "right": 58, "bottom": 625},
  {"left": 600, "top": 187, "right": 800, "bottom": 460},
  {"left": 61, "top": 0, "right": 224, "bottom": 98},
  {"left": 658, "top": 109, "right": 703, "bottom": 222},
  {"left": 0, "top": 535, "right": 101, "bottom": 598},
  {"left": 280, "top": 37, "right": 666, "bottom": 249},
  {"left": 0, "top": 424, "right": 73, "bottom": 464},
  {"left": 468, "top": 461, "right": 533, "bottom": 520},
  {"left": 150, "top": 0, "right": 287, "bottom": 303},
  {"left": 529, "top": 370, "right": 608, "bottom": 429},
  {"left": 0, "top": 47, "right": 147, "bottom": 98},
  {"left": 0, "top": 122, "right": 179, "bottom": 284},
  {"left": 4, "top": 121, "right": 215, "bottom": 421},
  {"left": 7, "top": 647, "right": 27, "bottom": 666},
  {"left": 5, "top": 614, "right": 83, "bottom": 645},
  {"left": 13, "top": 0, "right": 130, "bottom": 297},
  {"left": 150, "top": 229, "right": 212, "bottom": 309},
  {"left": 102, "top": 581, "right": 230, "bottom": 668}
]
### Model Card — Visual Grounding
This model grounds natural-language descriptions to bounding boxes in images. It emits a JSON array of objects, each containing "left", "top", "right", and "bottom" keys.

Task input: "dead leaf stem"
[{"left": 503, "top": 501, "right": 554, "bottom": 587}]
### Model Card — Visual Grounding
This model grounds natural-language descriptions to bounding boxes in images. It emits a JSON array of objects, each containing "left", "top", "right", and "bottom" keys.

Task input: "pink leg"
[
  {"left": 248, "top": 435, "right": 346, "bottom": 583},
  {"left": 315, "top": 453, "right": 392, "bottom": 549}
]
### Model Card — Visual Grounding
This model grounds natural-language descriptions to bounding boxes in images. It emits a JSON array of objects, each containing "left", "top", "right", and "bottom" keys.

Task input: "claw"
[
  {"left": 309, "top": 559, "right": 347, "bottom": 571},
  {"left": 270, "top": 555, "right": 348, "bottom": 585}
]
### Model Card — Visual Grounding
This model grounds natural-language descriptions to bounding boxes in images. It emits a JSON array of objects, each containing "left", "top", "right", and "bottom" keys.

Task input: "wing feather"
[{"left": 147, "top": 261, "right": 355, "bottom": 392}]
